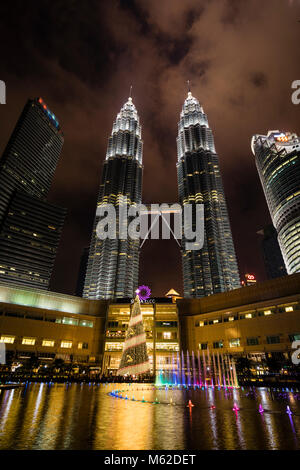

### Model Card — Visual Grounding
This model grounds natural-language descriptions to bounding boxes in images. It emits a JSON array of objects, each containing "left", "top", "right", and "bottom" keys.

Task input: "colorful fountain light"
[
  {"left": 259, "top": 404, "right": 264, "bottom": 414},
  {"left": 232, "top": 403, "right": 240, "bottom": 412},
  {"left": 136, "top": 285, "right": 151, "bottom": 301},
  {"left": 286, "top": 405, "right": 293, "bottom": 415},
  {"left": 155, "top": 349, "right": 239, "bottom": 389}
]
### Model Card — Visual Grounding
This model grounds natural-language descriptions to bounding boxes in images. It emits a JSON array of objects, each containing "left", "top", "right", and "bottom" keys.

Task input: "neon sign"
[{"left": 135, "top": 285, "right": 151, "bottom": 301}]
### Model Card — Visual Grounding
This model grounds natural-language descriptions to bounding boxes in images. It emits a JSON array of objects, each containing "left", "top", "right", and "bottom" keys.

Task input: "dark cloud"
[{"left": 0, "top": 0, "right": 299, "bottom": 296}]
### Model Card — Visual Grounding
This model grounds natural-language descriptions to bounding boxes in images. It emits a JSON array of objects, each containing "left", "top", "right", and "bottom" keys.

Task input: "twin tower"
[{"left": 83, "top": 91, "right": 240, "bottom": 300}]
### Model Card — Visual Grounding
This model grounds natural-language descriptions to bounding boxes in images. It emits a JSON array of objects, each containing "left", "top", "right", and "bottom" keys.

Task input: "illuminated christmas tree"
[{"left": 117, "top": 295, "right": 150, "bottom": 377}]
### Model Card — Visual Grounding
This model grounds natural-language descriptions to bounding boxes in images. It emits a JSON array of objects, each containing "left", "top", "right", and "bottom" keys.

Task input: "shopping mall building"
[{"left": 0, "top": 274, "right": 299, "bottom": 374}]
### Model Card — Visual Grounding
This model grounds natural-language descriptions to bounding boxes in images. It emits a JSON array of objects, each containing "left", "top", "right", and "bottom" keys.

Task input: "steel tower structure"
[{"left": 177, "top": 91, "right": 240, "bottom": 297}]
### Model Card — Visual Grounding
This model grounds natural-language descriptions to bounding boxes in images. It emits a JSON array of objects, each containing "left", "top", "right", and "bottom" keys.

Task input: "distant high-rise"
[
  {"left": 83, "top": 95, "right": 143, "bottom": 300},
  {"left": 0, "top": 97, "right": 65, "bottom": 289},
  {"left": 0, "top": 97, "right": 64, "bottom": 222},
  {"left": 252, "top": 131, "right": 300, "bottom": 274},
  {"left": 176, "top": 91, "right": 240, "bottom": 297},
  {"left": 258, "top": 225, "right": 287, "bottom": 279},
  {"left": 76, "top": 247, "right": 89, "bottom": 297},
  {"left": 0, "top": 192, "right": 65, "bottom": 289}
]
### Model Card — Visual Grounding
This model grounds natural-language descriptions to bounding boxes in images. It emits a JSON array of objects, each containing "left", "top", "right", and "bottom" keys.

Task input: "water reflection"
[{"left": 0, "top": 384, "right": 299, "bottom": 450}]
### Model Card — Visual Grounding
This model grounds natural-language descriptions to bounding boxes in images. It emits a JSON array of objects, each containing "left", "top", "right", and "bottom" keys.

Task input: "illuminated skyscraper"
[
  {"left": 177, "top": 91, "right": 240, "bottom": 297},
  {"left": 0, "top": 191, "right": 65, "bottom": 289},
  {"left": 0, "top": 97, "right": 64, "bottom": 222},
  {"left": 0, "top": 97, "right": 66, "bottom": 289},
  {"left": 83, "top": 95, "right": 143, "bottom": 299},
  {"left": 252, "top": 131, "right": 300, "bottom": 274}
]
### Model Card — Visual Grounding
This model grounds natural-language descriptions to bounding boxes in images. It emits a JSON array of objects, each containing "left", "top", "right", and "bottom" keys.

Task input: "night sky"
[{"left": 0, "top": 0, "right": 300, "bottom": 297}]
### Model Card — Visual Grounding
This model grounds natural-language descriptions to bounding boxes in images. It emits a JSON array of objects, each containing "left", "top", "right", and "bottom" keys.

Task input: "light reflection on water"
[{"left": 0, "top": 383, "right": 299, "bottom": 450}]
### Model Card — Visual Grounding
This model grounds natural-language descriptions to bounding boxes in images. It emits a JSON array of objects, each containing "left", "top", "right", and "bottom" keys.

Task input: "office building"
[
  {"left": 84, "top": 95, "right": 143, "bottom": 300},
  {"left": 252, "top": 131, "right": 300, "bottom": 274},
  {"left": 0, "top": 97, "right": 65, "bottom": 289},
  {"left": 177, "top": 91, "right": 240, "bottom": 297},
  {"left": 258, "top": 224, "right": 287, "bottom": 279}
]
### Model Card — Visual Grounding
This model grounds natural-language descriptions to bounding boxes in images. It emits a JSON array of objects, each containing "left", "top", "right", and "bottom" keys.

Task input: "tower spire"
[
  {"left": 187, "top": 80, "right": 191, "bottom": 93},
  {"left": 129, "top": 85, "right": 133, "bottom": 99}
]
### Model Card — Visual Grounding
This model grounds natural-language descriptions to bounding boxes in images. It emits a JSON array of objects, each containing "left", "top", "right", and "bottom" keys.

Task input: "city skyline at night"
[
  {"left": 1, "top": 0, "right": 300, "bottom": 455},
  {"left": 0, "top": 90, "right": 299, "bottom": 297},
  {"left": 0, "top": 1, "right": 299, "bottom": 298}
]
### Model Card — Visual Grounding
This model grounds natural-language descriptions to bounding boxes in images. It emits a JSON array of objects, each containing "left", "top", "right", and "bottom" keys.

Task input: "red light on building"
[{"left": 244, "top": 274, "right": 257, "bottom": 286}]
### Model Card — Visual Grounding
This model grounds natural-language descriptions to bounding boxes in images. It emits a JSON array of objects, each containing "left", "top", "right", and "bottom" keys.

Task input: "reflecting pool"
[{"left": 0, "top": 383, "right": 300, "bottom": 450}]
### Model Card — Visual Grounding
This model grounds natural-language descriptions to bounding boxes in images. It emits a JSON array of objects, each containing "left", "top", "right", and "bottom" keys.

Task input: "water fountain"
[{"left": 155, "top": 349, "right": 239, "bottom": 389}]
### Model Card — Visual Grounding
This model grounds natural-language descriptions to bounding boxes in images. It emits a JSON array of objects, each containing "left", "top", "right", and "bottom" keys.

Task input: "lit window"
[
  {"left": 213, "top": 319, "right": 219, "bottom": 324},
  {"left": 0, "top": 335, "right": 15, "bottom": 344},
  {"left": 285, "top": 306, "right": 294, "bottom": 312},
  {"left": 60, "top": 317, "right": 78, "bottom": 326},
  {"left": 199, "top": 321, "right": 204, "bottom": 327},
  {"left": 229, "top": 316, "right": 234, "bottom": 322},
  {"left": 163, "top": 332, "right": 171, "bottom": 340},
  {"left": 264, "top": 310, "right": 272, "bottom": 316},
  {"left": 79, "top": 320, "right": 93, "bottom": 328},
  {"left": 155, "top": 343, "right": 179, "bottom": 351},
  {"left": 22, "top": 338, "right": 36, "bottom": 345},
  {"left": 105, "top": 342, "right": 123, "bottom": 351},
  {"left": 77, "top": 342, "right": 88, "bottom": 349},
  {"left": 289, "top": 334, "right": 300, "bottom": 342},
  {"left": 245, "top": 313, "right": 252, "bottom": 319},
  {"left": 42, "top": 340, "right": 54, "bottom": 347},
  {"left": 229, "top": 338, "right": 240, "bottom": 348},
  {"left": 61, "top": 341, "right": 72, "bottom": 348},
  {"left": 78, "top": 342, "right": 83, "bottom": 349}
]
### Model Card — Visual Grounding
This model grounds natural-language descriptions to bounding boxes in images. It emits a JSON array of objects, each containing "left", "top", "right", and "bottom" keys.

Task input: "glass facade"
[
  {"left": 252, "top": 131, "right": 300, "bottom": 274},
  {"left": 0, "top": 98, "right": 66, "bottom": 289},
  {"left": 0, "top": 97, "right": 63, "bottom": 221},
  {"left": 176, "top": 92, "right": 240, "bottom": 297},
  {"left": 0, "top": 191, "right": 65, "bottom": 289},
  {"left": 103, "top": 300, "right": 179, "bottom": 375},
  {"left": 84, "top": 96, "right": 143, "bottom": 299}
]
